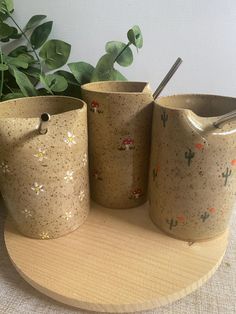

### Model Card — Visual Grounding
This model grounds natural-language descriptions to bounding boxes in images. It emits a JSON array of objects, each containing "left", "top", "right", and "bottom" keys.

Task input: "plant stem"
[
  {"left": 114, "top": 42, "right": 131, "bottom": 63},
  {"left": 5, "top": 83, "right": 14, "bottom": 93},
  {"left": 0, "top": 48, "right": 4, "bottom": 101},
  {"left": 7, "top": 14, "right": 43, "bottom": 74}
]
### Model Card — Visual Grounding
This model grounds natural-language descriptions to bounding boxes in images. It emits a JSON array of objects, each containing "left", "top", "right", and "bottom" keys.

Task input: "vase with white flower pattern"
[{"left": 0, "top": 96, "right": 89, "bottom": 239}]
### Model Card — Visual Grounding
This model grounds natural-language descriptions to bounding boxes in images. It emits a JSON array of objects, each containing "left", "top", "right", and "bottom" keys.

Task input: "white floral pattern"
[
  {"left": 64, "top": 170, "right": 74, "bottom": 182},
  {"left": 82, "top": 153, "right": 88, "bottom": 166},
  {"left": 1, "top": 161, "right": 10, "bottom": 174},
  {"left": 64, "top": 132, "right": 76, "bottom": 147},
  {"left": 39, "top": 231, "right": 50, "bottom": 239},
  {"left": 21, "top": 209, "right": 32, "bottom": 218},
  {"left": 62, "top": 211, "right": 73, "bottom": 221},
  {"left": 79, "top": 190, "right": 85, "bottom": 201},
  {"left": 31, "top": 182, "right": 45, "bottom": 195},
  {"left": 34, "top": 148, "right": 47, "bottom": 162}
]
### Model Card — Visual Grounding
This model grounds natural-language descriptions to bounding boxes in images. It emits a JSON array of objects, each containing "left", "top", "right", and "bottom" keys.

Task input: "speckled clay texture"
[
  {"left": 82, "top": 81, "right": 153, "bottom": 209},
  {"left": 0, "top": 96, "right": 89, "bottom": 239},
  {"left": 149, "top": 94, "right": 236, "bottom": 241}
]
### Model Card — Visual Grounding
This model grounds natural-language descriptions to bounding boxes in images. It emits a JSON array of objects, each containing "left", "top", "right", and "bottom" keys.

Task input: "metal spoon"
[{"left": 153, "top": 57, "right": 183, "bottom": 100}]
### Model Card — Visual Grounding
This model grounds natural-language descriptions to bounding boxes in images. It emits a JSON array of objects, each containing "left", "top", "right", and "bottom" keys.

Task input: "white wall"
[{"left": 12, "top": 0, "right": 236, "bottom": 96}]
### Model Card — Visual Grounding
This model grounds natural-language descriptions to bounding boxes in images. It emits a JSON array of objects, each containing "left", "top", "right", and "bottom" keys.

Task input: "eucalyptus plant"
[{"left": 0, "top": 0, "right": 143, "bottom": 101}]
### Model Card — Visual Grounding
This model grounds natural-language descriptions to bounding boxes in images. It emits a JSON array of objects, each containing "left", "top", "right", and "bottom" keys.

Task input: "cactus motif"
[
  {"left": 153, "top": 168, "right": 158, "bottom": 181},
  {"left": 200, "top": 211, "right": 210, "bottom": 222},
  {"left": 161, "top": 110, "right": 168, "bottom": 127},
  {"left": 222, "top": 167, "right": 232, "bottom": 186},
  {"left": 166, "top": 218, "right": 178, "bottom": 230},
  {"left": 185, "top": 148, "right": 195, "bottom": 166}
]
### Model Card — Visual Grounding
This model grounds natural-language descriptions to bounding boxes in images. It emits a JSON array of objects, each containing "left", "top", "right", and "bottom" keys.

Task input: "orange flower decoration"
[
  {"left": 208, "top": 207, "right": 216, "bottom": 213},
  {"left": 195, "top": 143, "right": 204, "bottom": 150},
  {"left": 177, "top": 215, "right": 185, "bottom": 223},
  {"left": 231, "top": 159, "right": 236, "bottom": 166}
]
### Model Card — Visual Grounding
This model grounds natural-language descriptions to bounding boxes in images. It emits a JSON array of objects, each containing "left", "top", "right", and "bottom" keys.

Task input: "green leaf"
[
  {"left": 4, "top": 55, "right": 29, "bottom": 69},
  {"left": 91, "top": 54, "right": 114, "bottom": 82},
  {"left": 0, "top": 0, "right": 13, "bottom": 13},
  {"left": 30, "top": 21, "right": 53, "bottom": 49},
  {"left": 0, "top": 11, "right": 8, "bottom": 21},
  {"left": 1, "top": 68, "right": 18, "bottom": 90},
  {"left": 9, "top": 26, "right": 21, "bottom": 39},
  {"left": 54, "top": 70, "right": 81, "bottom": 98},
  {"left": 22, "top": 66, "right": 40, "bottom": 86},
  {"left": 105, "top": 41, "right": 133, "bottom": 67},
  {"left": 127, "top": 25, "right": 143, "bottom": 49},
  {"left": 0, "top": 36, "right": 9, "bottom": 42},
  {"left": 39, "top": 39, "right": 71, "bottom": 70},
  {"left": 2, "top": 92, "right": 24, "bottom": 101},
  {"left": 68, "top": 62, "right": 94, "bottom": 85},
  {"left": 0, "top": 22, "right": 13, "bottom": 39},
  {"left": 25, "top": 15, "right": 47, "bottom": 31},
  {"left": 4, "top": 0, "right": 13, "bottom": 12},
  {"left": 39, "top": 74, "right": 52, "bottom": 94},
  {"left": 91, "top": 54, "right": 127, "bottom": 82},
  {"left": 0, "top": 63, "right": 8, "bottom": 70},
  {"left": 9, "top": 46, "right": 28, "bottom": 57},
  {"left": 54, "top": 70, "right": 80, "bottom": 86},
  {"left": 17, "top": 53, "right": 35, "bottom": 64},
  {"left": 12, "top": 67, "right": 37, "bottom": 96},
  {"left": 112, "top": 69, "right": 127, "bottom": 81},
  {"left": 40, "top": 74, "right": 68, "bottom": 93},
  {"left": 23, "top": 66, "right": 40, "bottom": 79}
]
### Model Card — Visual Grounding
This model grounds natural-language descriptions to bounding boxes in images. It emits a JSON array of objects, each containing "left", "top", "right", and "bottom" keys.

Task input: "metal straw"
[
  {"left": 38, "top": 112, "right": 51, "bottom": 135},
  {"left": 153, "top": 57, "right": 183, "bottom": 100},
  {"left": 213, "top": 110, "right": 236, "bottom": 128}
]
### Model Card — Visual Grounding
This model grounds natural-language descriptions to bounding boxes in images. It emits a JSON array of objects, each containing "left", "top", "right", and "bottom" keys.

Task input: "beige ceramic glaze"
[
  {"left": 149, "top": 94, "right": 236, "bottom": 241},
  {"left": 0, "top": 96, "right": 89, "bottom": 239},
  {"left": 82, "top": 81, "right": 153, "bottom": 209}
]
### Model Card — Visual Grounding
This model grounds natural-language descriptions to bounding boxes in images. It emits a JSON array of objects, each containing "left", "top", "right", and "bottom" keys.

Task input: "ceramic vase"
[
  {"left": 82, "top": 81, "right": 153, "bottom": 209},
  {"left": 149, "top": 94, "right": 236, "bottom": 241},
  {"left": 0, "top": 96, "right": 89, "bottom": 239}
]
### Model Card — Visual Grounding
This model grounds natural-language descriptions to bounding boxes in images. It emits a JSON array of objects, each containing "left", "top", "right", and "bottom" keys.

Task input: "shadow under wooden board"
[{"left": 4, "top": 202, "right": 228, "bottom": 313}]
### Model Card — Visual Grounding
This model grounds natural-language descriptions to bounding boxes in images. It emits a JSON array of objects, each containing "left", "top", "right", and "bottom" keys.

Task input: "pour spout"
[{"left": 38, "top": 113, "right": 51, "bottom": 135}]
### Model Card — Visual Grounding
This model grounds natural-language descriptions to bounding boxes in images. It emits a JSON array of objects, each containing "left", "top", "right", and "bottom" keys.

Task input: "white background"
[{"left": 10, "top": 0, "right": 236, "bottom": 96}]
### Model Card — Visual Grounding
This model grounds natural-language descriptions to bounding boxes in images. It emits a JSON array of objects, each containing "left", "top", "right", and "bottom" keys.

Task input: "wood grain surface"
[{"left": 4, "top": 202, "right": 228, "bottom": 313}]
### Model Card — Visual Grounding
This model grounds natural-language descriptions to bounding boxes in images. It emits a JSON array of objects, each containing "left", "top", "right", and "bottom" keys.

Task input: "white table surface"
[{"left": 0, "top": 198, "right": 235, "bottom": 314}]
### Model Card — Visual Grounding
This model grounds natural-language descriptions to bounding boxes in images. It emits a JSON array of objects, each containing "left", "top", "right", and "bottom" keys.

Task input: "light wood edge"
[{"left": 5, "top": 242, "right": 227, "bottom": 313}]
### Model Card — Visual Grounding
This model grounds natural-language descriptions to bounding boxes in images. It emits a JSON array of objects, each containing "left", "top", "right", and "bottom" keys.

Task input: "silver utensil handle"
[
  {"left": 153, "top": 57, "right": 183, "bottom": 100},
  {"left": 213, "top": 110, "right": 236, "bottom": 128}
]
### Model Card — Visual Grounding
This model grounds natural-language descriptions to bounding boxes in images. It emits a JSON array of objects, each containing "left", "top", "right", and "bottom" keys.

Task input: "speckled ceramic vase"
[
  {"left": 81, "top": 81, "right": 153, "bottom": 209},
  {"left": 0, "top": 96, "right": 89, "bottom": 239},
  {"left": 149, "top": 94, "right": 236, "bottom": 241}
]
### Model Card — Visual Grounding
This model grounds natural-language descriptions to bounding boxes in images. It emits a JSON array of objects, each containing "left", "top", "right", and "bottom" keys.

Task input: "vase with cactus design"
[{"left": 149, "top": 94, "right": 236, "bottom": 241}]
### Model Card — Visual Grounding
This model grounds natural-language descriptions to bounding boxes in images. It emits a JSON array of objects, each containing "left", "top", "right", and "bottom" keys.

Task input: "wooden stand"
[{"left": 4, "top": 202, "right": 228, "bottom": 313}]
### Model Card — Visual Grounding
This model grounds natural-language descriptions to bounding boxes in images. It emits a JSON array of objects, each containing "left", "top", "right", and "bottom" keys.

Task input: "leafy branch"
[
  {"left": 0, "top": 47, "right": 4, "bottom": 98},
  {"left": 7, "top": 14, "right": 42, "bottom": 74},
  {"left": 0, "top": 0, "right": 143, "bottom": 101}
]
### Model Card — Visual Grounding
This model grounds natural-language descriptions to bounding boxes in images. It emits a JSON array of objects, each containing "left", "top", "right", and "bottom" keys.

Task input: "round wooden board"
[{"left": 4, "top": 202, "right": 228, "bottom": 313}]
